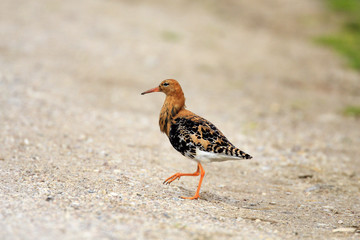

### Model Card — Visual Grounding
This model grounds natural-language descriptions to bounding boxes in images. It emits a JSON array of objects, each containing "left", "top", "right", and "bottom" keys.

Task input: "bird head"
[{"left": 141, "top": 79, "right": 183, "bottom": 96}]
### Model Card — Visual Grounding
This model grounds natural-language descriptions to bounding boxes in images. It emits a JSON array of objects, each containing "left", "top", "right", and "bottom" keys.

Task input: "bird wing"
[{"left": 169, "top": 115, "right": 251, "bottom": 161}]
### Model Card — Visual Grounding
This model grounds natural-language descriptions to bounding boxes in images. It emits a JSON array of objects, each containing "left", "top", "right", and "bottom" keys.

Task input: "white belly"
[{"left": 193, "top": 148, "right": 241, "bottom": 163}]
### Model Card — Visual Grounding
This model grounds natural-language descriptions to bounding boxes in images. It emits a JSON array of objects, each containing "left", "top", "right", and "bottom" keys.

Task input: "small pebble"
[
  {"left": 333, "top": 227, "right": 356, "bottom": 233},
  {"left": 298, "top": 174, "right": 313, "bottom": 179},
  {"left": 100, "top": 151, "right": 108, "bottom": 157},
  {"left": 305, "top": 185, "right": 320, "bottom": 192},
  {"left": 109, "top": 192, "right": 118, "bottom": 197},
  {"left": 70, "top": 202, "right": 80, "bottom": 209},
  {"left": 78, "top": 134, "right": 87, "bottom": 140},
  {"left": 45, "top": 196, "right": 54, "bottom": 202},
  {"left": 316, "top": 223, "right": 327, "bottom": 227}
]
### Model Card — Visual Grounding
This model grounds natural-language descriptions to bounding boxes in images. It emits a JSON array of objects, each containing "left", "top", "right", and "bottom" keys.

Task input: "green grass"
[
  {"left": 327, "top": 0, "right": 360, "bottom": 13},
  {"left": 317, "top": 33, "right": 360, "bottom": 69},
  {"left": 343, "top": 105, "right": 360, "bottom": 117},
  {"left": 317, "top": 0, "right": 360, "bottom": 70}
]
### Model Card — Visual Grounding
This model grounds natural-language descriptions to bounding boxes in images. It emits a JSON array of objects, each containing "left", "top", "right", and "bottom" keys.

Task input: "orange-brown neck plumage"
[
  {"left": 159, "top": 88, "right": 186, "bottom": 136},
  {"left": 140, "top": 79, "right": 187, "bottom": 136}
]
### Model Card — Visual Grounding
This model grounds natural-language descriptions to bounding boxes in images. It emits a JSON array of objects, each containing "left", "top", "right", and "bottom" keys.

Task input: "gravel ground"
[{"left": 0, "top": 0, "right": 359, "bottom": 239}]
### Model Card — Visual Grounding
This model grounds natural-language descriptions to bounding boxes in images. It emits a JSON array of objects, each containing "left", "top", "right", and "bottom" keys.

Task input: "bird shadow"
[
  {"left": 177, "top": 186, "right": 244, "bottom": 207},
  {"left": 201, "top": 191, "right": 243, "bottom": 206}
]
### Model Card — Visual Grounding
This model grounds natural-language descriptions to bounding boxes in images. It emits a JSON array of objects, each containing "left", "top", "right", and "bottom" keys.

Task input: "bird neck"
[{"left": 159, "top": 93, "right": 185, "bottom": 136}]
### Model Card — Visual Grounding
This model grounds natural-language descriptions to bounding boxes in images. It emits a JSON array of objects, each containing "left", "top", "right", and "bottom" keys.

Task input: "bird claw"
[
  {"left": 163, "top": 173, "right": 181, "bottom": 185},
  {"left": 163, "top": 181, "right": 172, "bottom": 185}
]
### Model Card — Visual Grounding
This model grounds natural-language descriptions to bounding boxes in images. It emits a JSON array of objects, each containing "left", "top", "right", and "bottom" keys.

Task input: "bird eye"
[{"left": 163, "top": 82, "right": 169, "bottom": 87}]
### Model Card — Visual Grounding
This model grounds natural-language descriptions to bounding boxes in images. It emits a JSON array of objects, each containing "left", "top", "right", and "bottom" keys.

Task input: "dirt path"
[{"left": 1, "top": 0, "right": 359, "bottom": 239}]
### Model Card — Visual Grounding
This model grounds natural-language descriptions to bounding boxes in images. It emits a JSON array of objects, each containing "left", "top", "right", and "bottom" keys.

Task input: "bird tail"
[
  {"left": 233, "top": 147, "right": 252, "bottom": 159},
  {"left": 215, "top": 145, "right": 252, "bottom": 159}
]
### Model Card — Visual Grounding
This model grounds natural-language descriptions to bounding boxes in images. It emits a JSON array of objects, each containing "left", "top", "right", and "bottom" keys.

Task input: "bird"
[{"left": 141, "top": 79, "right": 252, "bottom": 200}]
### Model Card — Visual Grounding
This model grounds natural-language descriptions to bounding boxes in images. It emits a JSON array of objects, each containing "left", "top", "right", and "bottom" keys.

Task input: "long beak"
[{"left": 141, "top": 87, "right": 160, "bottom": 95}]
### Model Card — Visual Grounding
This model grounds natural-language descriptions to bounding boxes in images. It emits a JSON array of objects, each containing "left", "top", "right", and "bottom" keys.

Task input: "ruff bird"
[{"left": 141, "top": 79, "right": 252, "bottom": 199}]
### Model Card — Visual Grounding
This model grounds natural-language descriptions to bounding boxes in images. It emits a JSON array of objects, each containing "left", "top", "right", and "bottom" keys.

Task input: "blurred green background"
[{"left": 318, "top": 0, "right": 360, "bottom": 72}]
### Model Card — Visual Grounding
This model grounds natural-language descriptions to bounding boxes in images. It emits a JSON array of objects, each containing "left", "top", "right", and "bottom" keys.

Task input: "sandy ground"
[{"left": 0, "top": 0, "right": 360, "bottom": 239}]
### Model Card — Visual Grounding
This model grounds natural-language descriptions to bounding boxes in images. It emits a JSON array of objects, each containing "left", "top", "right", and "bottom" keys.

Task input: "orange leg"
[{"left": 163, "top": 163, "right": 205, "bottom": 200}]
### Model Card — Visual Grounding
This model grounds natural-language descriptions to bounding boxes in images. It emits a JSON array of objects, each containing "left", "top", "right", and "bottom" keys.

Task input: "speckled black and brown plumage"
[
  {"left": 141, "top": 79, "right": 252, "bottom": 200},
  {"left": 169, "top": 116, "right": 252, "bottom": 161}
]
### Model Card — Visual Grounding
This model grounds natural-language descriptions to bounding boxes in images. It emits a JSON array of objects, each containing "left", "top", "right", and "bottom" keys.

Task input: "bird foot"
[
  {"left": 181, "top": 194, "right": 200, "bottom": 200},
  {"left": 163, "top": 173, "right": 182, "bottom": 185}
]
